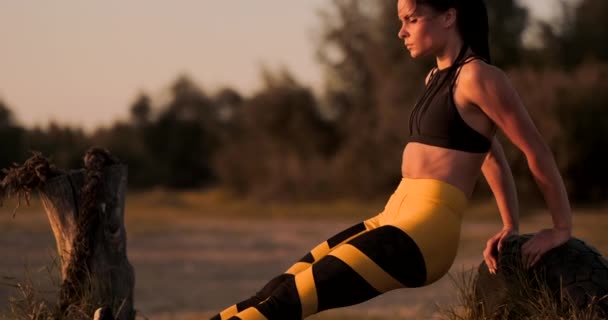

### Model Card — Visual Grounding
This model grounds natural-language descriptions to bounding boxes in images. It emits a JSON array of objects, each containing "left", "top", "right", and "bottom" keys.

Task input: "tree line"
[{"left": 1, "top": 0, "right": 607, "bottom": 204}]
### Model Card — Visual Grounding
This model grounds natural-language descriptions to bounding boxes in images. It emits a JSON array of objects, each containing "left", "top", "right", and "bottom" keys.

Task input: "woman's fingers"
[
  {"left": 485, "top": 235, "right": 501, "bottom": 274},
  {"left": 485, "top": 230, "right": 523, "bottom": 274},
  {"left": 497, "top": 234, "right": 507, "bottom": 251},
  {"left": 529, "top": 250, "right": 542, "bottom": 267},
  {"left": 525, "top": 248, "right": 542, "bottom": 268},
  {"left": 486, "top": 254, "right": 496, "bottom": 274},
  {"left": 521, "top": 238, "right": 535, "bottom": 267},
  {"left": 489, "top": 251, "right": 497, "bottom": 273},
  {"left": 521, "top": 238, "right": 547, "bottom": 268},
  {"left": 484, "top": 244, "right": 493, "bottom": 273},
  {"left": 483, "top": 246, "right": 492, "bottom": 272}
]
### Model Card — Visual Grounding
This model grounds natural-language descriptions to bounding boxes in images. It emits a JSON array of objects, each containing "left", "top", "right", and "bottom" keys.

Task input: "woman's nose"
[{"left": 398, "top": 26, "right": 408, "bottom": 39}]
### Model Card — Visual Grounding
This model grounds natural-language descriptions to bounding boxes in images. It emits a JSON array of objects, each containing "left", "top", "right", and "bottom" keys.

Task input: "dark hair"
[{"left": 416, "top": 0, "right": 491, "bottom": 64}]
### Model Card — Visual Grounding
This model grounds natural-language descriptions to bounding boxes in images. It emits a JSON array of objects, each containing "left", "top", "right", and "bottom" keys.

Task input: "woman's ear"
[{"left": 443, "top": 8, "right": 457, "bottom": 28}]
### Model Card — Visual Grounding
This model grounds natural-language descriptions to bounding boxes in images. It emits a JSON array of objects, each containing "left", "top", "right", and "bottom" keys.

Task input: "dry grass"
[
  {"left": 128, "top": 187, "right": 387, "bottom": 217},
  {"left": 0, "top": 259, "right": 59, "bottom": 320},
  {"left": 0, "top": 256, "right": 133, "bottom": 320},
  {"left": 0, "top": 187, "right": 389, "bottom": 236},
  {"left": 0, "top": 186, "right": 502, "bottom": 227},
  {"left": 121, "top": 187, "right": 390, "bottom": 235},
  {"left": 436, "top": 266, "right": 608, "bottom": 320}
]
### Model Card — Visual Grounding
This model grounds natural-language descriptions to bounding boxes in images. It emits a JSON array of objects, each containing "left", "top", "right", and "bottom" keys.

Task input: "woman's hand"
[
  {"left": 484, "top": 227, "right": 519, "bottom": 274},
  {"left": 521, "top": 227, "right": 571, "bottom": 269}
]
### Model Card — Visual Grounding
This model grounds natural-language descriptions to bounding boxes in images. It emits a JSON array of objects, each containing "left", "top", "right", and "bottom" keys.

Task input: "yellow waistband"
[{"left": 395, "top": 177, "right": 468, "bottom": 213}]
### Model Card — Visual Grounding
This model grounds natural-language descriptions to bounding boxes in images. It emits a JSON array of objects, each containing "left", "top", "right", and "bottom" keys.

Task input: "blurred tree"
[
  {"left": 485, "top": 0, "right": 530, "bottom": 68},
  {"left": 214, "top": 69, "right": 339, "bottom": 200},
  {"left": 213, "top": 87, "right": 243, "bottom": 123},
  {"left": 538, "top": 0, "right": 608, "bottom": 68},
  {"left": 505, "top": 63, "right": 608, "bottom": 204},
  {"left": 24, "top": 123, "right": 89, "bottom": 170},
  {"left": 141, "top": 75, "right": 220, "bottom": 189},
  {"left": 315, "top": 0, "right": 425, "bottom": 196},
  {"left": 130, "top": 93, "right": 152, "bottom": 127},
  {"left": 553, "top": 64, "right": 608, "bottom": 202},
  {"left": 91, "top": 121, "right": 154, "bottom": 189},
  {"left": 0, "top": 100, "right": 15, "bottom": 127},
  {"left": 0, "top": 100, "right": 26, "bottom": 170}
]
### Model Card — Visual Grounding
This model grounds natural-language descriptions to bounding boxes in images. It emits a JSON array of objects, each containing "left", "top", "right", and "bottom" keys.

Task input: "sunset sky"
[{"left": 0, "top": 1, "right": 565, "bottom": 131}]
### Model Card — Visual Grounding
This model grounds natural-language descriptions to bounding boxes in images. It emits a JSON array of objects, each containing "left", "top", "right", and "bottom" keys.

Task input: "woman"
[{"left": 211, "top": 0, "right": 572, "bottom": 319}]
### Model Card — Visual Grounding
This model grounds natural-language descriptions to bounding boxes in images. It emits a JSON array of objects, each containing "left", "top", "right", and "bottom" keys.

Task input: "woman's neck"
[{"left": 436, "top": 37, "right": 467, "bottom": 70}]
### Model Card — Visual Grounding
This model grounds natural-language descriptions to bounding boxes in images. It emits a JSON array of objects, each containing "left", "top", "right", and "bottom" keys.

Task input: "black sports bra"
[{"left": 408, "top": 45, "right": 493, "bottom": 153}]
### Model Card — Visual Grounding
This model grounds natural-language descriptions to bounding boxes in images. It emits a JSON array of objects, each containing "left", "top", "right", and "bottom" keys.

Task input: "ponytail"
[{"left": 456, "top": 0, "right": 491, "bottom": 63}]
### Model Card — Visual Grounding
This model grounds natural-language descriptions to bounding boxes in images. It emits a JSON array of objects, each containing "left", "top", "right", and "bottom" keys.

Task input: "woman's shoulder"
[
  {"left": 458, "top": 58, "right": 510, "bottom": 91},
  {"left": 461, "top": 58, "right": 502, "bottom": 77}
]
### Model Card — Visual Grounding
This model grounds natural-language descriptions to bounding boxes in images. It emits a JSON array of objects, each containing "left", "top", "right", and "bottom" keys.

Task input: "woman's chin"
[{"left": 407, "top": 48, "right": 429, "bottom": 59}]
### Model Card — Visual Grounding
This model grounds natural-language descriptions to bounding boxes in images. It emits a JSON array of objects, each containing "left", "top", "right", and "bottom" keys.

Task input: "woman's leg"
[
  {"left": 210, "top": 183, "right": 403, "bottom": 320},
  {"left": 284, "top": 220, "right": 374, "bottom": 274},
  {"left": 209, "top": 218, "right": 381, "bottom": 320},
  {"left": 226, "top": 178, "right": 467, "bottom": 320},
  {"left": 226, "top": 224, "right": 428, "bottom": 320}
]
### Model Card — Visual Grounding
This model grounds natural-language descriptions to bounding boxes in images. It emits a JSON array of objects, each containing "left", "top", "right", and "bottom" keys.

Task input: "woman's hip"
[{"left": 363, "top": 177, "right": 468, "bottom": 284}]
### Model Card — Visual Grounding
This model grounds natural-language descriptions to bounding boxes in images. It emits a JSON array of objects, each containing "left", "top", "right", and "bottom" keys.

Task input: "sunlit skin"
[{"left": 396, "top": 0, "right": 572, "bottom": 274}]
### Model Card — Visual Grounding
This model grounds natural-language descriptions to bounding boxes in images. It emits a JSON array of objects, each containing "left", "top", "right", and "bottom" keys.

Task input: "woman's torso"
[
  {"left": 401, "top": 142, "right": 486, "bottom": 198},
  {"left": 401, "top": 51, "right": 495, "bottom": 198}
]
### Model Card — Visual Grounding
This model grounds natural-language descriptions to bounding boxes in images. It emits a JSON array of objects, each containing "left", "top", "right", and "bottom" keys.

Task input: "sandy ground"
[{"left": 0, "top": 201, "right": 606, "bottom": 319}]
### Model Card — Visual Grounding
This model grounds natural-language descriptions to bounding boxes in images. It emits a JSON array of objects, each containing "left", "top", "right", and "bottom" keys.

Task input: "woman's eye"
[{"left": 408, "top": 18, "right": 418, "bottom": 23}]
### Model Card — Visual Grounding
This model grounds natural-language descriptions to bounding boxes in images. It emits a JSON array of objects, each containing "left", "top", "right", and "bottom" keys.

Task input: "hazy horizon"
[{"left": 0, "top": 0, "right": 563, "bottom": 132}]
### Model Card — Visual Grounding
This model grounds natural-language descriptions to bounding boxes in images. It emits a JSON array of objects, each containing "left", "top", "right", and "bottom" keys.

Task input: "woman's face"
[{"left": 397, "top": 0, "right": 447, "bottom": 58}]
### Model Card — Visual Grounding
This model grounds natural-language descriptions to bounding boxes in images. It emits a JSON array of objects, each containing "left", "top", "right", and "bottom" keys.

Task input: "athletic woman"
[{"left": 210, "top": 0, "right": 572, "bottom": 319}]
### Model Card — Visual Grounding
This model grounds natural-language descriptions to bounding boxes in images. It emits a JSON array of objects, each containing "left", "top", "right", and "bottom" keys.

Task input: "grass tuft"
[
  {"left": 1, "top": 258, "right": 60, "bottom": 320},
  {"left": 1, "top": 257, "right": 133, "bottom": 320},
  {"left": 436, "top": 265, "right": 608, "bottom": 320}
]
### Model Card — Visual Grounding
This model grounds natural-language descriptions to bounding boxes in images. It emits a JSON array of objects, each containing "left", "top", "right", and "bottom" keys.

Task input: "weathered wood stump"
[
  {"left": 93, "top": 307, "right": 115, "bottom": 320},
  {"left": 1, "top": 148, "right": 135, "bottom": 320},
  {"left": 475, "top": 234, "right": 608, "bottom": 318}
]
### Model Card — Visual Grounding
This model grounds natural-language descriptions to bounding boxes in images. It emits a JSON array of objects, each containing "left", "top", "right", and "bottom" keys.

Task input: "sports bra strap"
[{"left": 449, "top": 55, "right": 483, "bottom": 94}]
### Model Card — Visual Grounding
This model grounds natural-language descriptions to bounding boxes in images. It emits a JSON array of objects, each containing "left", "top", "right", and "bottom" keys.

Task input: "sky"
[{"left": 0, "top": 1, "right": 563, "bottom": 132}]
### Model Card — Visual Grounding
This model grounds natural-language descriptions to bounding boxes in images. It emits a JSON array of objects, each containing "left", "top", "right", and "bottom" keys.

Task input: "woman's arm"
[
  {"left": 462, "top": 61, "right": 572, "bottom": 268},
  {"left": 482, "top": 136, "right": 519, "bottom": 231},
  {"left": 481, "top": 136, "right": 520, "bottom": 274}
]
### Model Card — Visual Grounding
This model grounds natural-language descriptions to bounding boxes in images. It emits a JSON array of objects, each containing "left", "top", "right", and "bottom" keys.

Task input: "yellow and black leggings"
[{"left": 210, "top": 178, "right": 468, "bottom": 320}]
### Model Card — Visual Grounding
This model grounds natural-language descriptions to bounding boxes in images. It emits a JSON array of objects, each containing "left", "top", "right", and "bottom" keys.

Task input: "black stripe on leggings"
[
  {"left": 313, "top": 255, "right": 381, "bottom": 312},
  {"left": 347, "top": 225, "right": 427, "bottom": 287},
  {"left": 327, "top": 222, "right": 367, "bottom": 248},
  {"left": 226, "top": 273, "right": 292, "bottom": 314},
  {"left": 254, "top": 275, "right": 302, "bottom": 319},
  {"left": 298, "top": 252, "right": 315, "bottom": 264}
]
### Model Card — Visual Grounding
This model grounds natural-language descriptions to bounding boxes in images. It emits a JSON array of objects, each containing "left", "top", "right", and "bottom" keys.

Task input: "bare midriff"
[{"left": 401, "top": 142, "right": 487, "bottom": 199}]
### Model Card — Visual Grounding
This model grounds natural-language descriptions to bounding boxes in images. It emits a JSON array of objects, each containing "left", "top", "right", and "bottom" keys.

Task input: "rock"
[{"left": 474, "top": 234, "right": 608, "bottom": 318}]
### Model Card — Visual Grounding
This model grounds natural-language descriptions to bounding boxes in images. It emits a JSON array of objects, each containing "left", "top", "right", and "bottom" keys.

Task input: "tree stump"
[
  {"left": 93, "top": 307, "right": 115, "bottom": 320},
  {"left": 475, "top": 234, "right": 608, "bottom": 318},
  {"left": 1, "top": 148, "right": 135, "bottom": 320}
]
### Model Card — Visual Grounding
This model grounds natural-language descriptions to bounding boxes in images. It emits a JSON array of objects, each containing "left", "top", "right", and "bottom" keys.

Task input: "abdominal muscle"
[{"left": 401, "top": 142, "right": 487, "bottom": 199}]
